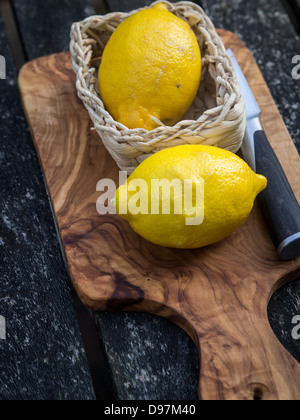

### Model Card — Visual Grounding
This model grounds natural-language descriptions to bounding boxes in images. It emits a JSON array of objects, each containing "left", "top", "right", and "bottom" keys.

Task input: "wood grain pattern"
[{"left": 18, "top": 30, "right": 300, "bottom": 400}]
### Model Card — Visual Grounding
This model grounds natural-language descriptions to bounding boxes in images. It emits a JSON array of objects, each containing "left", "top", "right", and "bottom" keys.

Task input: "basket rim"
[{"left": 70, "top": 0, "right": 244, "bottom": 139}]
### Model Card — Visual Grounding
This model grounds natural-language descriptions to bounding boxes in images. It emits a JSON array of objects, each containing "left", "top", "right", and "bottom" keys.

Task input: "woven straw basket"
[{"left": 70, "top": 1, "right": 246, "bottom": 173}]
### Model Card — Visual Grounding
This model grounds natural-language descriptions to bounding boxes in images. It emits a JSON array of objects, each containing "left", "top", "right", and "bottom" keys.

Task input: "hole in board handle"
[{"left": 248, "top": 383, "right": 270, "bottom": 400}]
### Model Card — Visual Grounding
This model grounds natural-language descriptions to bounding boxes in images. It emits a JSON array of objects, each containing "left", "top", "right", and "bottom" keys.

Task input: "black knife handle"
[{"left": 254, "top": 130, "right": 300, "bottom": 260}]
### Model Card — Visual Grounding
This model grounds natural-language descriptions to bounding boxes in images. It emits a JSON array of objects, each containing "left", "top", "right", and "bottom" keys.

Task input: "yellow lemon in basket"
[
  {"left": 115, "top": 145, "right": 267, "bottom": 249},
  {"left": 98, "top": 2, "right": 201, "bottom": 130}
]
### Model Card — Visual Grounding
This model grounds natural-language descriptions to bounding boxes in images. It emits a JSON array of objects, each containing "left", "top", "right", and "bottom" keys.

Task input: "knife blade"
[{"left": 227, "top": 49, "right": 300, "bottom": 261}]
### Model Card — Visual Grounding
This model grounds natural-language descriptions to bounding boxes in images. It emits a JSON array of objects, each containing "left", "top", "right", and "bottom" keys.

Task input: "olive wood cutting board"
[{"left": 19, "top": 30, "right": 300, "bottom": 400}]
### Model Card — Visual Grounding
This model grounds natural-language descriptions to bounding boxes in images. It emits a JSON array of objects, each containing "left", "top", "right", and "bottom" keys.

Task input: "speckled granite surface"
[
  {"left": 0, "top": 8, "right": 95, "bottom": 400},
  {"left": 200, "top": 0, "right": 300, "bottom": 153},
  {"left": 0, "top": 0, "right": 299, "bottom": 400},
  {"left": 12, "top": 0, "right": 95, "bottom": 60},
  {"left": 94, "top": 312, "right": 199, "bottom": 400}
]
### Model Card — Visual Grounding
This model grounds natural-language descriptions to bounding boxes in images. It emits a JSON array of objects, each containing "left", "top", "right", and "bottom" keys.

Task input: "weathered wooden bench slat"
[
  {"left": 106, "top": 0, "right": 202, "bottom": 12},
  {"left": 11, "top": 0, "right": 95, "bottom": 60},
  {"left": 0, "top": 10, "right": 95, "bottom": 400}
]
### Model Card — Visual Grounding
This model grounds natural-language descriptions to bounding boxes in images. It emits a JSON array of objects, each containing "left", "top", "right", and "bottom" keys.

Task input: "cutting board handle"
[
  {"left": 129, "top": 264, "right": 300, "bottom": 400},
  {"left": 154, "top": 270, "right": 300, "bottom": 401},
  {"left": 190, "top": 307, "right": 289, "bottom": 400}
]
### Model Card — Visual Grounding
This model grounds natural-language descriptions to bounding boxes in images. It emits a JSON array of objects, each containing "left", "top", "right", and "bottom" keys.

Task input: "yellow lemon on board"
[
  {"left": 98, "top": 2, "right": 202, "bottom": 130},
  {"left": 115, "top": 145, "right": 267, "bottom": 249}
]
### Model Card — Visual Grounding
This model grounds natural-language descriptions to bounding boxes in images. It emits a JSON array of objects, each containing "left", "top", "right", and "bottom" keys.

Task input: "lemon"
[
  {"left": 115, "top": 145, "right": 267, "bottom": 249},
  {"left": 99, "top": 3, "right": 202, "bottom": 130}
]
